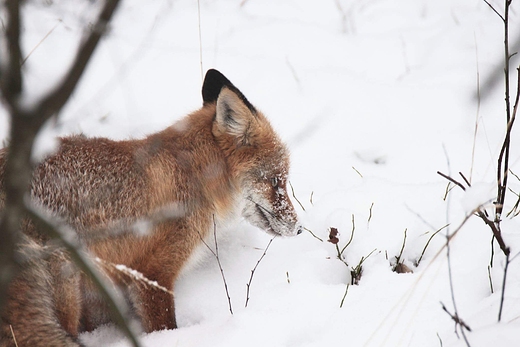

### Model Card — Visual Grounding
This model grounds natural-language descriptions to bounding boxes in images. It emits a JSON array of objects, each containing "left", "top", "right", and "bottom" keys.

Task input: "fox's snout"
[{"left": 242, "top": 181, "right": 303, "bottom": 237}]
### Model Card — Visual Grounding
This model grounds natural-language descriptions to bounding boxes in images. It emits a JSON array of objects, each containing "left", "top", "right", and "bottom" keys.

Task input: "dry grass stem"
[
  {"left": 352, "top": 166, "right": 363, "bottom": 178},
  {"left": 9, "top": 325, "right": 18, "bottom": 347},
  {"left": 415, "top": 224, "right": 449, "bottom": 267},
  {"left": 245, "top": 236, "right": 276, "bottom": 308},
  {"left": 304, "top": 227, "right": 323, "bottom": 242},
  {"left": 288, "top": 181, "right": 306, "bottom": 212},
  {"left": 196, "top": 216, "right": 233, "bottom": 315}
]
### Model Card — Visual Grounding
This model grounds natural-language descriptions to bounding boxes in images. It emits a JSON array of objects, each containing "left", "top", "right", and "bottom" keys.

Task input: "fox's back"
[{"left": 1, "top": 105, "right": 236, "bottom": 237}]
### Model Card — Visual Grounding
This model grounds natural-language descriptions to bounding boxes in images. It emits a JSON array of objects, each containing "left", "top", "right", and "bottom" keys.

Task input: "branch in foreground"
[
  {"left": 436, "top": 171, "right": 510, "bottom": 256},
  {"left": 0, "top": 0, "right": 122, "bottom": 314},
  {"left": 35, "top": 0, "right": 122, "bottom": 122},
  {"left": 25, "top": 204, "right": 141, "bottom": 347},
  {"left": 441, "top": 302, "right": 472, "bottom": 347},
  {"left": 1, "top": 0, "right": 22, "bottom": 101}
]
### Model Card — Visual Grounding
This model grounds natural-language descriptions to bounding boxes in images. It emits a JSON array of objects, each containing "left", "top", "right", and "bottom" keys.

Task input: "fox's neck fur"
[{"left": 147, "top": 103, "right": 240, "bottom": 229}]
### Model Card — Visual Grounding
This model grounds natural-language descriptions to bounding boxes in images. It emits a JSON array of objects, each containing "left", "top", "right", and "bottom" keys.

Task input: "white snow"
[{"left": 2, "top": 0, "right": 520, "bottom": 346}]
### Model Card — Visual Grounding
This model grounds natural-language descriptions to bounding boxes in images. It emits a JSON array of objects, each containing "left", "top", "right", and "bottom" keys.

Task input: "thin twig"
[
  {"left": 367, "top": 202, "right": 374, "bottom": 224},
  {"left": 21, "top": 20, "right": 61, "bottom": 67},
  {"left": 487, "top": 265, "right": 494, "bottom": 294},
  {"left": 339, "top": 283, "right": 350, "bottom": 308},
  {"left": 245, "top": 236, "right": 276, "bottom": 307},
  {"left": 394, "top": 228, "right": 407, "bottom": 268},
  {"left": 288, "top": 181, "right": 306, "bottom": 212},
  {"left": 443, "top": 182, "right": 454, "bottom": 201},
  {"left": 437, "top": 332, "right": 443, "bottom": 347},
  {"left": 441, "top": 302, "right": 472, "bottom": 347},
  {"left": 498, "top": 252, "right": 510, "bottom": 321},
  {"left": 350, "top": 249, "right": 376, "bottom": 285},
  {"left": 489, "top": 234, "right": 495, "bottom": 268},
  {"left": 470, "top": 34, "right": 481, "bottom": 184},
  {"left": 415, "top": 224, "right": 449, "bottom": 266},
  {"left": 494, "top": 0, "right": 517, "bottom": 227},
  {"left": 339, "top": 214, "right": 355, "bottom": 255},
  {"left": 304, "top": 227, "right": 323, "bottom": 242},
  {"left": 196, "top": 216, "right": 233, "bottom": 315},
  {"left": 459, "top": 172, "right": 471, "bottom": 187},
  {"left": 437, "top": 172, "right": 510, "bottom": 255},
  {"left": 352, "top": 166, "right": 363, "bottom": 178},
  {"left": 437, "top": 171, "right": 466, "bottom": 191},
  {"left": 197, "top": 0, "right": 203, "bottom": 81},
  {"left": 483, "top": 0, "right": 505, "bottom": 22}
]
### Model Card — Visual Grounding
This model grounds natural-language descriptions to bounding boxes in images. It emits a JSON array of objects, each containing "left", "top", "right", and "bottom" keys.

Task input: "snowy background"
[{"left": 1, "top": 0, "right": 520, "bottom": 346}]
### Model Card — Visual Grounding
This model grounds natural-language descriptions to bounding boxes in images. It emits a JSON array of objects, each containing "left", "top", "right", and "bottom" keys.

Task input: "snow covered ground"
[{"left": 2, "top": 0, "right": 520, "bottom": 346}]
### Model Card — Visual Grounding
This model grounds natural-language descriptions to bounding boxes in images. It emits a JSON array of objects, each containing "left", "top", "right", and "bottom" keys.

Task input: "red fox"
[{"left": 0, "top": 69, "right": 301, "bottom": 347}]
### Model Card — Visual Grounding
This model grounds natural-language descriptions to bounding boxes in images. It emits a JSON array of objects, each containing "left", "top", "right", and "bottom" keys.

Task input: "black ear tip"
[
  {"left": 201, "top": 69, "right": 257, "bottom": 113},
  {"left": 202, "top": 69, "right": 233, "bottom": 105}
]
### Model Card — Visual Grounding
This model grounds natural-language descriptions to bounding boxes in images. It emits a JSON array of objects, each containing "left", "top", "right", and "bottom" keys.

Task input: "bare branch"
[
  {"left": 367, "top": 202, "right": 374, "bottom": 224},
  {"left": 415, "top": 224, "right": 449, "bottom": 266},
  {"left": 303, "top": 227, "right": 323, "bottom": 242},
  {"left": 441, "top": 302, "right": 472, "bottom": 346},
  {"left": 437, "top": 171, "right": 466, "bottom": 191},
  {"left": 459, "top": 172, "right": 471, "bottom": 187},
  {"left": 339, "top": 283, "right": 350, "bottom": 308},
  {"left": 339, "top": 214, "right": 355, "bottom": 255},
  {"left": 498, "top": 252, "right": 510, "bottom": 321},
  {"left": 437, "top": 172, "right": 510, "bottom": 256},
  {"left": 245, "top": 236, "right": 276, "bottom": 308},
  {"left": 1, "top": 0, "right": 23, "bottom": 103},
  {"left": 196, "top": 217, "right": 233, "bottom": 315},
  {"left": 35, "top": 0, "right": 122, "bottom": 123},
  {"left": 21, "top": 21, "right": 61, "bottom": 67},
  {"left": 288, "top": 181, "right": 305, "bottom": 212},
  {"left": 483, "top": 0, "right": 505, "bottom": 22},
  {"left": 0, "top": 0, "right": 127, "bottom": 339}
]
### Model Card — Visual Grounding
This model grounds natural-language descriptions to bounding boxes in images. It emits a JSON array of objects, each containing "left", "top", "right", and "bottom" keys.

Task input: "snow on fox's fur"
[{"left": 0, "top": 69, "right": 301, "bottom": 347}]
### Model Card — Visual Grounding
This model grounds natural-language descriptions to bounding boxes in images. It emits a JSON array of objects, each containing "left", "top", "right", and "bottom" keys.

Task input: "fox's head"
[{"left": 202, "top": 69, "right": 302, "bottom": 237}]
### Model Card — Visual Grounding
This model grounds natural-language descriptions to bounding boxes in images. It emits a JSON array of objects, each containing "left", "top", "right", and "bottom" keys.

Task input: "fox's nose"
[{"left": 296, "top": 225, "right": 303, "bottom": 235}]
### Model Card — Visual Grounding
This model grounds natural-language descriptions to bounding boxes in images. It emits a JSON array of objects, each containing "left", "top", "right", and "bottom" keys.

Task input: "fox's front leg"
[{"left": 133, "top": 281, "right": 176, "bottom": 332}]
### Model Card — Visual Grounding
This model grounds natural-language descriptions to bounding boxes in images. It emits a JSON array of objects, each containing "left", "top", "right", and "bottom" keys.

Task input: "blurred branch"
[
  {"left": 1, "top": 0, "right": 22, "bottom": 103},
  {"left": 35, "top": 0, "right": 121, "bottom": 123},
  {"left": 437, "top": 171, "right": 510, "bottom": 256},
  {"left": 25, "top": 204, "right": 142, "bottom": 347},
  {"left": 441, "top": 302, "right": 472, "bottom": 346},
  {"left": 0, "top": 0, "right": 127, "bottom": 339}
]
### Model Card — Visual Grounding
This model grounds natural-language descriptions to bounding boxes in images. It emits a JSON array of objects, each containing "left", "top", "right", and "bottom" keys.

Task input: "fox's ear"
[
  {"left": 215, "top": 86, "right": 256, "bottom": 146},
  {"left": 202, "top": 69, "right": 232, "bottom": 105},
  {"left": 202, "top": 69, "right": 256, "bottom": 111}
]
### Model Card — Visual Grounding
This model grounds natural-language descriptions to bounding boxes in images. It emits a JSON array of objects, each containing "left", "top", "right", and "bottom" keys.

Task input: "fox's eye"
[{"left": 271, "top": 177, "right": 278, "bottom": 188}]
